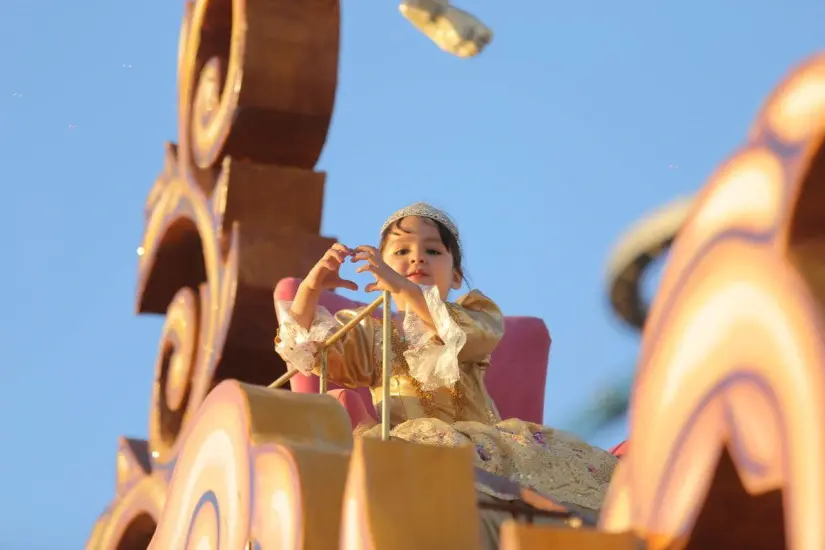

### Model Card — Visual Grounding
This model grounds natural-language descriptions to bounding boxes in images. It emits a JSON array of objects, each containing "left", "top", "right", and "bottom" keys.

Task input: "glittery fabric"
[
  {"left": 358, "top": 418, "right": 616, "bottom": 511},
  {"left": 275, "top": 302, "right": 379, "bottom": 388},
  {"left": 379, "top": 202, "right": 460, "bottom": 244},
  {"left": 275, "top": 289, "right": 617, "bottom": 511},
  {"left": 275, "top": 289, "right": 504, "bottom": 425}
]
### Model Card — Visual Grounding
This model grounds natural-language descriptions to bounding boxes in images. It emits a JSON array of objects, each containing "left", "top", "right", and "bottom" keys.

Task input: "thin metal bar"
[
  {"left": 268, "top": 369, "right": 296, "bottom": 389},
  {"left": 319, "top": 348, "right": 328, "bottom": 394},
  {"left": 324, "top": 295, "right": 384, "bottom": 347},
  {"left": 268, "top": 295, "right": 385, "bottom": 390},
  {"left": 476, "top": 501, "right": 587, "bottom": 526},
  {"left": 381, "top": 291, "right": 392, "bottom": 441}
]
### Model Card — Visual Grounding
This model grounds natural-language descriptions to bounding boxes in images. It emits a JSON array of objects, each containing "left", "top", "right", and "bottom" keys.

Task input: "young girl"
[{"left": 274, "top": 202, "right": 617, "bottom": 512}]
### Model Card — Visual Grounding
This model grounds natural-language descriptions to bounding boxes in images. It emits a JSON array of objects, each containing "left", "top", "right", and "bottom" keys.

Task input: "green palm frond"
[{"left": 568, "top": 373, "right": 633, "bottom": 437}]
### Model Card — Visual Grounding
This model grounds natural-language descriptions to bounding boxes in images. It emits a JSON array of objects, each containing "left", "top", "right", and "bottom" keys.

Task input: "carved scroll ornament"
[
  {"left": 599, "top": 53, "right": 825, "bottom": 549},
  {"left": 87, "top": 0, "right": 341, "bottom": 547}
]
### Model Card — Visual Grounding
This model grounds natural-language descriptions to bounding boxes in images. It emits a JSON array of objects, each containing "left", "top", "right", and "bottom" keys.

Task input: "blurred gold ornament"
[{"left": 399, "top": 0, "right": 493, "bottom": 58}]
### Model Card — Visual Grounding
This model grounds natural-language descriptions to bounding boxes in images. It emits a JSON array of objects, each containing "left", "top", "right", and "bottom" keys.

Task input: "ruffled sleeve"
[
  {"left": 452, "top": 290, "right": 505, "bottom": 362},
  {"left": 274, "top": 299, "right": 377, "bottom": 388},
  {"left": 402, "top": 286, "right": 504, "bottom": 391}
]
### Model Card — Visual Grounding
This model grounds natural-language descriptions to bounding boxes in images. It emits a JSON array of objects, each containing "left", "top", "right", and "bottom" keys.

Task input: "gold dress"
[{"left": 275, "top": 287, "right": 617, "bottom": 511}]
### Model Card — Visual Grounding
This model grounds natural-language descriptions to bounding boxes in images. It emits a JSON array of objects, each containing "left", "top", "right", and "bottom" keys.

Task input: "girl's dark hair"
[{"left": 379, "top": 216, "right": 466, "bottom": 283}]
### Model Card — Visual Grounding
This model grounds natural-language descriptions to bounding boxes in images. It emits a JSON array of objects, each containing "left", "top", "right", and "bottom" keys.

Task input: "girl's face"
[{"left": 381, "top": 216, "right": 462, "bottom": 300}]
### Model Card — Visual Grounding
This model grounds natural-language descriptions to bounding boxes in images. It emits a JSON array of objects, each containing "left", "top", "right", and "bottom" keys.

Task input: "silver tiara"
[{"left": 380, "top": 202, "right": 460, "bottom": 243}]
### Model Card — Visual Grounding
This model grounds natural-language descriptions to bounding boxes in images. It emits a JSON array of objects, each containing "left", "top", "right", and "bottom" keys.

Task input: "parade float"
[{"left": 83, "top": 0, "right": 825, "bottom": 548}]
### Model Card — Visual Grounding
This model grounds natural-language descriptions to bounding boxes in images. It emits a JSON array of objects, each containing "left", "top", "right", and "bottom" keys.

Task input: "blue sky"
[{"left": 1, "top": 0, "right": 822, "bottom": 547}]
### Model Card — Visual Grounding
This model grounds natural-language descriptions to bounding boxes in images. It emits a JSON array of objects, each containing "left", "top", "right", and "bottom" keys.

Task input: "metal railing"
[
  {"left": 477, "top": 500, "right": 586, "bottom": 528},
  {"left": 269, "top": 291, "right": 394, "bottom": 441}
]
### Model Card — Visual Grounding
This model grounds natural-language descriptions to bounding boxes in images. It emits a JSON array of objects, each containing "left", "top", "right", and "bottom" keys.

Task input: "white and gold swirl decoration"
[
  {"left": 599, "top": 53, "right": 825, "bottom": 549},
  {"left": 147, "top": 381, "right": 353, "bottom": 550},
  {"left": 494, "top": 53, "right": 825, "bottom": 550},
  {"left": 86, "top": 439, "right": 167, "bottom": 550}
]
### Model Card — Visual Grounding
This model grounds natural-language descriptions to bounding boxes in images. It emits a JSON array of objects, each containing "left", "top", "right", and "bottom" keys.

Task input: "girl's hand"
[
  {"left": 303, "top": 243, "right": 358, "bottom": 292},
  {"left": 351, "top": 245, "right": 415, "bottom": 294}
]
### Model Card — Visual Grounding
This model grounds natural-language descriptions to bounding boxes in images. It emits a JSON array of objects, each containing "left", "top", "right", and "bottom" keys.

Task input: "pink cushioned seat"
[{"left": 274, "top": 278, "right": 552, "bottom": 426}]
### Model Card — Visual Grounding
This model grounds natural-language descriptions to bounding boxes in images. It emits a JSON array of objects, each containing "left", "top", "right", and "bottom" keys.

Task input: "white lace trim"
[
  {"left": 274, "top": 300, "right": 338, "bottom": 375},
  {"left": 402, "top": 285, "right": 466, "bottom": 391}
]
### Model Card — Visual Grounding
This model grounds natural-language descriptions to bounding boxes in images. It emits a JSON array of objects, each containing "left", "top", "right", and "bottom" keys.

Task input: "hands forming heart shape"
[{"left": 303, "top": 243, "right": 413, "bottom": 294}]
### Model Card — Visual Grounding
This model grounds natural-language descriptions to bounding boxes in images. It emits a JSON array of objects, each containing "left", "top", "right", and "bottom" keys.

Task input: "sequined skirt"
[{"left": 357, "top": 417, "right": 617, "bottom": 511}]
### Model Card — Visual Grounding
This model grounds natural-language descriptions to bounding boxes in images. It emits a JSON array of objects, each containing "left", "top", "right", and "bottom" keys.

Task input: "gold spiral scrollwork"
[
  {"left": 150, "top": 287, "right": 200, "bottom": 457},
  {"left": 138, "top": 148, "right": 240, "bottom": 464},
  {"left": 178, "top": 1, "right": 195, "bottom": 86},
  {"left": 176, "top": 0, "right": 340, "bottom": 171},
  {"left": 87, "top": 475, "right": 166, "bottom": 550},
  {"left": 136, "top": 0, "right": 244, "bottom": 465},
  {"left": 191, "top": 57, "right": 230, "bottom": 169},
  {"left": 136, "top": 0, "right": 340, "bottom": 469},
  {"left": 606, "top": 197, "right": 694, "bottom": 331},
  {"left": 178, "top": 0, "right": 245, "bottom": 170}
]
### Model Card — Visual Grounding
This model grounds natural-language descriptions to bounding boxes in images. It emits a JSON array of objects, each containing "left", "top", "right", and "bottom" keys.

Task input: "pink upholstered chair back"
[{"left": 273, "top": 278, "right": 551, "bottom": 424}]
